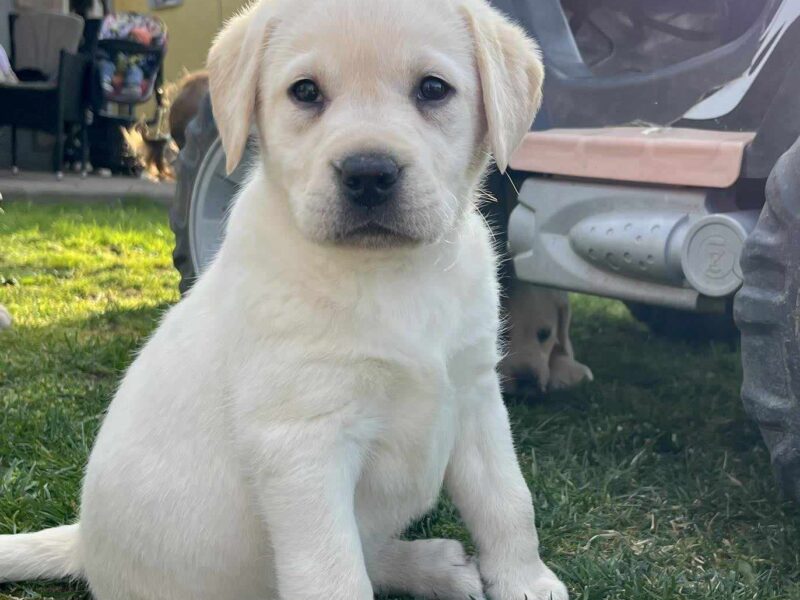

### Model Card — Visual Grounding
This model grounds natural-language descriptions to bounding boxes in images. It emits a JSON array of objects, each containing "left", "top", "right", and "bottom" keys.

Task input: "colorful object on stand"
[{"left": 96, "top": 13, "right": 167, "bottom": 103}]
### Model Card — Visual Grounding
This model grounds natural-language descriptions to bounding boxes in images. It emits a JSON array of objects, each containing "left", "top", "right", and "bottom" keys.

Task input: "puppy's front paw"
[
  {"left": 484, "top": 563, "right": 568, "bottom": 600},
  {"left": 426, "top": 539, "right": 486, "bottom": 600},
  {"left": 547, "top": 354, "right": 593, "bottom": 391}
]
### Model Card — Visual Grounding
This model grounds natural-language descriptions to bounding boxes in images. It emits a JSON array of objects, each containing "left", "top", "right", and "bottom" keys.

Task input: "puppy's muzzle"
[
  {"left": 511, "top": 368, "right": 545, "bottom": 394},
  {"left": 337, "top": 153, "right": 401, "bottom": 208}
]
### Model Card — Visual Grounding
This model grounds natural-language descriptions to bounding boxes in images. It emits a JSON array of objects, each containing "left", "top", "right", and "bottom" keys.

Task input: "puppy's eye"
[
  {"left": 291, "top": 79, "right": 322, "bottom": 104},
  {"left": 417, "top": 76, "right": 451, "bottom": 102},
  {"left": 536, "top": 328, "right": 552, "bottom": 343}
]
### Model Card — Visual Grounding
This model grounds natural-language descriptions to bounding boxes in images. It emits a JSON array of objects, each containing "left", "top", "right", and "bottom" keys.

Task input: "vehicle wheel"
[
  {"left": 625, "top": 302, "right": 738, "bottom": 342},
  {"left": 169, "top": 93, "right": 254, "bottom": 293},
  {"left": 735, "top": 137, "right": 800, "bottom": 502}
]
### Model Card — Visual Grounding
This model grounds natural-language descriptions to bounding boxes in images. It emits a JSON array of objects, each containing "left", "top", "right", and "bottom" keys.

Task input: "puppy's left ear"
[
  {"left": 463, "top": 1, "right": 544, "bottom": 173},
  {"left": 207, "top": 2, "right": 274, "bottom": 174}
]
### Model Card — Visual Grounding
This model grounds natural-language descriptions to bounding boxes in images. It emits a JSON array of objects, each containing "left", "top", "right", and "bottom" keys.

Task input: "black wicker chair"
[{"left": 0, "top": 12, "right": 90, "bottom": 176}]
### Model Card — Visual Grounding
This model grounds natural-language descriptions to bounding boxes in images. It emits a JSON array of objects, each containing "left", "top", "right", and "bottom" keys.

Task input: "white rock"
[{"left": 0, "top": 304, "right": 12, "bottom": 330}]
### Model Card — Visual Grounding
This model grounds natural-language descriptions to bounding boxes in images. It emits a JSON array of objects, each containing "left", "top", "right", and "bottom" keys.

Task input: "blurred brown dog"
[
  {"left": 123, "top": 71, "right": 210, "bottom": 180},
  {"left": 122, "top": 123, "right": 177, "bottom": 181},
  {"left": 168, "top": 71, "right": 209, "bottom": 150}
]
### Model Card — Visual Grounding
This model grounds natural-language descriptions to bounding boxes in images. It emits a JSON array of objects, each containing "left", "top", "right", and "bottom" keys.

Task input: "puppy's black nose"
[
  {"left": 512, "top": 369, "right": 543, "bottom": 393},
  {"left": 339, "top": 153, "right": 400, "bottom": 208}
]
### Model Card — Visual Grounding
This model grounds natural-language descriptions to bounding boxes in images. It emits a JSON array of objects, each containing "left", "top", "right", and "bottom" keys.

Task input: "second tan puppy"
[{"left": 502, "top": 282, "right": 593, "bottom": 392}]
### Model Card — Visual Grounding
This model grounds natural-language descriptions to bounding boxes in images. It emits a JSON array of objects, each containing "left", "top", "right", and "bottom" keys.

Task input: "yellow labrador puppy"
[
  {"left": 0, "top": 0, "right": 568, "bottom": 599},
  {"left": 503, "top": 283, "right": 593, "bottom": 393}
]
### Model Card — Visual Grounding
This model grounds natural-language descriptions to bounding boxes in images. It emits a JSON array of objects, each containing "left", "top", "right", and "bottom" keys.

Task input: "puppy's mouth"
[
  {"left": 337, "top": 220, "right": 417, "bottom": 248},
  {"left": 307, "top": 183, "right": 437, "bottom": 248}
]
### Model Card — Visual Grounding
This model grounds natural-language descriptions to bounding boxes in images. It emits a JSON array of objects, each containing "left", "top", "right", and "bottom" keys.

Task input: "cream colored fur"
[
  {"left": 0, "top": 0, "right": 568, "bottom": 598},
  {"left": 503, "top": 283, "right": 593, "bottom": 392}
]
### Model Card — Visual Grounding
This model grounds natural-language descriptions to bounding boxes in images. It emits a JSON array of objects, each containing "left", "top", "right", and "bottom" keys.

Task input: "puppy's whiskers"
[
  {"left": 505, "top": 170, "right": 520, "bottom": 199},
  {"left": 435, "top": 189, "right": 465, "bottom": 272}
]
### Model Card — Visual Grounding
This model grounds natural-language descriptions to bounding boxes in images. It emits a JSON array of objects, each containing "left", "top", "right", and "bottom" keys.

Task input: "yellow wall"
[{"left": 113, "top": 0, "right": 249, "bottom": 83}]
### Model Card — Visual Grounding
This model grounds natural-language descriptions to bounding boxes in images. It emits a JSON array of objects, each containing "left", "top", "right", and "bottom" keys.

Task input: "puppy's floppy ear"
[
  {"left": 207, "top": 2, "right": 274, "bottom": 174},
  {"left": 553, "top": 292, "right": 574, "bottom": 359},
  {"left": 463, "top": 1, "right": 544, "bottom": 173}
]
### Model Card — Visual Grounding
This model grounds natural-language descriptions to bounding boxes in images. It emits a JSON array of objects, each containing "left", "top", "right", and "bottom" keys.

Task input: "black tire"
[
  {"left": 626, "top": 302, "right": 739, "bottom": 342},
  {"left": 169, "top": 93, "right": 219, "bottom": 295},
  {"left": 735, "top": 137, "right": 800, "bottom": 503}
]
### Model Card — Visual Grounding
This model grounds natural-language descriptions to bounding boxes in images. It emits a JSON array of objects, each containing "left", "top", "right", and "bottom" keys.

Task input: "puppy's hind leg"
[{"left": 367, "top": 538, "right": 485, "bottom": 600}]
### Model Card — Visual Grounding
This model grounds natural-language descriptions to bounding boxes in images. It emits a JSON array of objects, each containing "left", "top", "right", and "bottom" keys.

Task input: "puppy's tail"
[{"left": 0, "top": 523, "right": 82, "bottom": 582}]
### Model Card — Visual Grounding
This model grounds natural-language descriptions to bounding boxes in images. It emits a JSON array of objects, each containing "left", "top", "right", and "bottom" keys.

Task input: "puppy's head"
[
  {"left": 501, "top": 285, "right": 592, "bottom": 394},
  {"left": 503, "top": 285, "right": 564, "bottom": 392},
  {"left": 208, "top": 0, "right": 542, "bottom": 247}
]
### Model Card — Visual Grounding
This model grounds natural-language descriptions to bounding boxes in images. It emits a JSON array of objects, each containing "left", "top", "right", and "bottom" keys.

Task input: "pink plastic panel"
[{"left": 509, "top": 127, "right": 756, "bottom": 188}]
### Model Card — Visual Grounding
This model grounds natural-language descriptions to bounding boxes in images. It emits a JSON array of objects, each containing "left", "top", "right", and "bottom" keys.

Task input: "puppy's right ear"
[{"left": 207, "top": 2, "right": 274, "bottom": 174}]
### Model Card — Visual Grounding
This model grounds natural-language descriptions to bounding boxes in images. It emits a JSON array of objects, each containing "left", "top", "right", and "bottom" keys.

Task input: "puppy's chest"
[
  {"left": 347, "top": 265, "right": 488, "bottom": 521},
  {"left": 355, "top": 387, "right": 457, "bottom": 530}
]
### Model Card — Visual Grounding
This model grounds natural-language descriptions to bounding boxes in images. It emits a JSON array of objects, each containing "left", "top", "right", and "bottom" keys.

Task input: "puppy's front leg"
[
  {"left": 243, "top": 419, "right": 373, "bottom": 600},
  {"left": 445, "top": 368, "right": 568, "bottom": 600}
]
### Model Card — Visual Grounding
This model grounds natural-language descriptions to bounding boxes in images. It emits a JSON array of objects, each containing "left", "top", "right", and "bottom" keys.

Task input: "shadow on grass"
[{"left": 1, "top": 302, "right": 174, "bottom": 381}]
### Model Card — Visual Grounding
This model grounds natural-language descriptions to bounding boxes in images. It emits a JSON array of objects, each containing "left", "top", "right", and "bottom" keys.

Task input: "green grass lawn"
[{"left": 0, "top": 200, "right": 798, "bottom": 600}]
